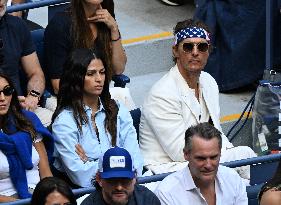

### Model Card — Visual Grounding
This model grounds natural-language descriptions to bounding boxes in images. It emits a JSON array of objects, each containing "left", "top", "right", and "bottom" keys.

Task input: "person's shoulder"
[
  {"left": 156, "top": 169, "right": 183, "bottom": 193},
  {"left": 200, "top": 71, "right": 217, "bottom": 83},
  {"left": 135, "top": 184, "right": 156, "bottom": 195},
  {"left": 218, "top": 165, "right": 242, "bottom": 182},
  {"left": 3, "top": 14, "right": 28, "bottom": 30},
  {"left": 52, "top": 108, "right": 74, "bottom": 123},
  {"left": 46, "top": 11, "right": 71, "bottom": 29},
  {"left": 80, "top": 191, "right": 100, "bottom": 205},
  {"left": 146, "top": 67, "right": 178, "bottom": 100},
  {"left": 134, "top": 184, "right": 161, "bottom": 203}
]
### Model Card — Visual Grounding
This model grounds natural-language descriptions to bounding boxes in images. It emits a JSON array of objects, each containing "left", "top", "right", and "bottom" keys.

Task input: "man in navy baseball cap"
[
  {"left": 99, "top": 146, "right": 135, "bottom": 179},
  {"left": 81, "top": 146, "right": 161, "bottom": 205}
]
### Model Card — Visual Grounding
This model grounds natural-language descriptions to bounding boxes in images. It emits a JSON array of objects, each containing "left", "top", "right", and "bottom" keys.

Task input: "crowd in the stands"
[{"left": 0, "top": 0, "right": 280, "bottom": 204}]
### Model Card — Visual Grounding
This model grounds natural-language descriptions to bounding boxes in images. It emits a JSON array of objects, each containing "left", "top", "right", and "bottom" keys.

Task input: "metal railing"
[
  {"left": 7, "top": 0, "right": 69, "bottom": 13},
  {"left": 2, "top": 153, "right": 280, "bottom": 205}
]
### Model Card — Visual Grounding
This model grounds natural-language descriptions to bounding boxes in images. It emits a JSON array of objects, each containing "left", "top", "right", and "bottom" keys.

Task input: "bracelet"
[
  {"left": 28, "top": 90, "right": 41, "bottom": 101},
  {"left": 111, "top": 30, "right": 121, "bottom": 42}
]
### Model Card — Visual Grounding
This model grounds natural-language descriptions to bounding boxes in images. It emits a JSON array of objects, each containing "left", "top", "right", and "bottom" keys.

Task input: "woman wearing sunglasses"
[
  {"left": 31, "top": 177, "right": 77, "bottom": 205},
  {"left": 51, "top": 48, "right": 143, "bottom": 188},
  {"left": 0, "top": 73, "right": 54, "bottom": 202},
  {"left": 139, "top": 19, "right": 256, "bottom": 177},
  {"left": 44, "top": 0, "right": 126, "bottom": 95}
]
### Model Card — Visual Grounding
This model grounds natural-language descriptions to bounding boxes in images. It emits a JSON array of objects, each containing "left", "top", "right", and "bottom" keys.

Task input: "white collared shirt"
[{"left": 155, "top": 165, "right": 248, "bottom": 205}]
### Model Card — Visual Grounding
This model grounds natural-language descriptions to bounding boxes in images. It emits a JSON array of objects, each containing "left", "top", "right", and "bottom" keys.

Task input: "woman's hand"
[
  {"left": 75, "top": 144, "right": 88, "bottom": 163},
  {"left": 87, "top": 4, "right": 118, "bottom": 32}
]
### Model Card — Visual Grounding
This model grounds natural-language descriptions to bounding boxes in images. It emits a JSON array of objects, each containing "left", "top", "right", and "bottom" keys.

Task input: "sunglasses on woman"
[
  {"left": 0, "top": 85, "right": 14, "bottom": 96},
  {"left": 182, "top": 42, "right": 209, "bottom": 53}
]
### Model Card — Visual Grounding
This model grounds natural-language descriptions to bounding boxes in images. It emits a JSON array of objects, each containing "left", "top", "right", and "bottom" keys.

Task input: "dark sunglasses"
[
  {"left": 182, "top": 42, "right": 209, "bottom": 53},
  {"left": 0, "top": 85, "right": 14, "bottom": 96}
]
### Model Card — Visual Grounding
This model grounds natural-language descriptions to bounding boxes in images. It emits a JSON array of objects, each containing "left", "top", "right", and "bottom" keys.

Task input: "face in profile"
[
  {"left": 0, "top": 77, "right": 13, "bottom": 116},
  {"left": 98, "top": 177, "right": 136, "bottom": 205},
  {"left": 83, "top": 58, "right": 105, "bottom": 99},
  {"left": 45, "top": 190, "right": 72, "bottom": 205},
  {"left": 184, "top": 135, "right": 221, "bottom": 186}
]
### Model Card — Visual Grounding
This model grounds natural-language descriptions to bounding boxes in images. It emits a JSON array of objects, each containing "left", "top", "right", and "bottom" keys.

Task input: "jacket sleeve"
[
  {"left": 52, "top": 113, "right": 98, "bottom": 187},
  {"left": 234, "top": 172, "right": 248, "bottom": 205},
  {"left": 117, "top": 103, "right": 144, "bottom": 177},
  {"left": 143, "top": 91, "right": 186, "bottom": 162}
]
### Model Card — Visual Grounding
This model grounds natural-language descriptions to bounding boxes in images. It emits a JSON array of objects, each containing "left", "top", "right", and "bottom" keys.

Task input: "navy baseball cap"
[{"left": 99, "top": 146, "right": 135, "bottom": 179}]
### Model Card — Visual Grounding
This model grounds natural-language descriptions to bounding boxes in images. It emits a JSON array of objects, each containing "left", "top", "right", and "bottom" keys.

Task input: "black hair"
[
  {"left": 51, "top": 48, "right": 118, "bottom": 145},
  {"left": 31, "top": 177, "right": 77, "bottom": 205},
  {"left": 258, "top": 160, "right": 281, "bottom": 203},
  {"left": 0, "top": 72, "right": 37, "bottom": 140}
]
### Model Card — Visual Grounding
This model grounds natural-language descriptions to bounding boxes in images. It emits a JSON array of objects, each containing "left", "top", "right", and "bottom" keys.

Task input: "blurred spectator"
[
  {"left": 31, "top": 177, "right": 77, "bottom": 205},
  {"left": 0, "top": 0, "right": 53, "bottom": 126},
  {"left": 0, "top": 73, "right": 53, "bottom": 202},
  {"left": 44, "top": 0, "right": 126, "bottom": 95},
  {"left": 258, "top": 160, "right": 281, "bottom": 205}
]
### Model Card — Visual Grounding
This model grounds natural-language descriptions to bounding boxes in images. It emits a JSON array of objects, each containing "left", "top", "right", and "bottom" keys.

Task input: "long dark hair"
[
  {"left": 0, "top": 72, "right": 36, "bottom": 140},
  {"left": 70, "top": 0, "right": 114, "bottom": 81},
  {"left": 52, "top": 48, "right": 118, "bottom": 146},
  {"left": 258, "top": 160, "right": 281, "bottom": 202},
  {"left": 31, "top": 177, "right": 77, "bottom": 205}
]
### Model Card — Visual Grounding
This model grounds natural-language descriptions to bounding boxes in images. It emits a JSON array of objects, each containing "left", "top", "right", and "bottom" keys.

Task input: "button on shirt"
[
  {"left": 52, "top": 100, "right": 143, "bottom": 187},
  {"left": 155, "top": 165, "right": 248, "bottom": 205}
]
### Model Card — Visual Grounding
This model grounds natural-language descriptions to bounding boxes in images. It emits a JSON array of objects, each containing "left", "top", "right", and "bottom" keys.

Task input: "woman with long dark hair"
[
  {"left": 0, "top": 73, "right": 53, "bottom": 202},
  {"left": 31, "top": 177, "right": 77, "bottom": 205},
  {"left": 259, "top": 161, "right": 281, "bottom": 205},
  {"left": 51, "top": 48, "right": 142, "bottom": 188},
  {"left": 44, "top": 0, "right": 126, "bottom": 95}
]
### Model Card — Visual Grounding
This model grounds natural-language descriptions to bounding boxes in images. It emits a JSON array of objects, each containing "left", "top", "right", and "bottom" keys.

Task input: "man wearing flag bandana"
[{"left": 139, "top": 19, "right": 256, "bottom": 180}]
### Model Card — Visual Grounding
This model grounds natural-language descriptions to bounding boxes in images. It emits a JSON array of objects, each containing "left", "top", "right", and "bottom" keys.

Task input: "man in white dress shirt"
[{"left": 155, "top": 123, "right": 248, "bottom": 205}]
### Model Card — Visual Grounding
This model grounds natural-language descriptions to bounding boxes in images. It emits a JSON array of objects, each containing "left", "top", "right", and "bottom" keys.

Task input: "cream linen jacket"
[{"left": 139, "top": 65, "right": 234, "bottom": 173}]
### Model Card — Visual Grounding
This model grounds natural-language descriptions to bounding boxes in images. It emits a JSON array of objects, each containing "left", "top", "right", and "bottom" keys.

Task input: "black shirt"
[
  {"left": 0, "top": 14, "right": 35, "bottom": 95},
  {"left": 81, "top": 184, "right": 161, "bottom": 205},
  {"left": 44, "top": 11, "right": 72, "bottom": 80}
]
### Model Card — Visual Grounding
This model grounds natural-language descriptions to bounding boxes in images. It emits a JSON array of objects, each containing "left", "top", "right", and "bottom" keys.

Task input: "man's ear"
[
  {"left": 96, "top": 172, "right": 103, "bottom": 187},
  {"left": 183, "top": 149, "right": 190, "bottom": 161},
  {"left": 173, "top": 45, "right": 179, "bottom": 59}
]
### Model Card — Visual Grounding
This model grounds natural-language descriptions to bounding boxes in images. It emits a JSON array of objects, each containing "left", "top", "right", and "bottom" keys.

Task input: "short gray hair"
[{"left": 184, "top": 122, "right": 222, "bottom": 153}]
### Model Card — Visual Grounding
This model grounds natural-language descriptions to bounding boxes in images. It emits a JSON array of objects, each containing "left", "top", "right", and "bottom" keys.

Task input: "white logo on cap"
[{"left": 110, "top": 156, "right": 125, "bottom": 168}]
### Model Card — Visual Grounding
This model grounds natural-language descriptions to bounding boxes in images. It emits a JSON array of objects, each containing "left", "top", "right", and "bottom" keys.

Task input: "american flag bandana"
[{"left": 174, "top": 27, "right": 210, "bottom": 45}]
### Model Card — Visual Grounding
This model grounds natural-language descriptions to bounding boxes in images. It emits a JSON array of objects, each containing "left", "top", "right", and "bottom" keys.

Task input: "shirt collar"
[
  {"left": 184, "top": 165, "right": 223, "bottom": 191},
  {"left": 84, "top": 97, "right": 105, "bottom": 113},
  {"left": 183, "top": 165, "right": 197, "bottom": 191}
]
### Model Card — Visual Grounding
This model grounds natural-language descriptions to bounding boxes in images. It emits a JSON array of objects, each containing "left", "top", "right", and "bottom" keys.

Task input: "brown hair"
[
  {"left": 52, "top": 48, "right": 118, "bottom": 146},
  {"left": 173, "top": 19, "right": 212, "bottom": 63},
  {"left": 0, "top": 73, "right": 37, "bottom": 140},
  {"left": 70, "top": 0, "right": 114, "bottom": 84}
]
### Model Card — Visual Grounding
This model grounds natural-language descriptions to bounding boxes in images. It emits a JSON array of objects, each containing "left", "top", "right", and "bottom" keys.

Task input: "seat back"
[{"left": 129, "top": 108, "right": 141, "bottom": 140}]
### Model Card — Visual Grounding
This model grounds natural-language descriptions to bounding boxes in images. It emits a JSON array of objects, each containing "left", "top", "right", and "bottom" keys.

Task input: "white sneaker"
[{"left": 160, "top": 0, "right": 183, "bottom": 6}]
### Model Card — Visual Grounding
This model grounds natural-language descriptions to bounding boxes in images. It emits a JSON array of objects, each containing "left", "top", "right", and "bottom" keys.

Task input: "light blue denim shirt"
[{"left": 52, "top": 100, "right": 143, "bottom": 187}]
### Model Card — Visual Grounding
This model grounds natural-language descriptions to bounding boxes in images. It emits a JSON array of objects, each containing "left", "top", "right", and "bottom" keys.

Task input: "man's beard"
[{"left": 108, "top": 190, "right": 130, "bottom": 205}]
